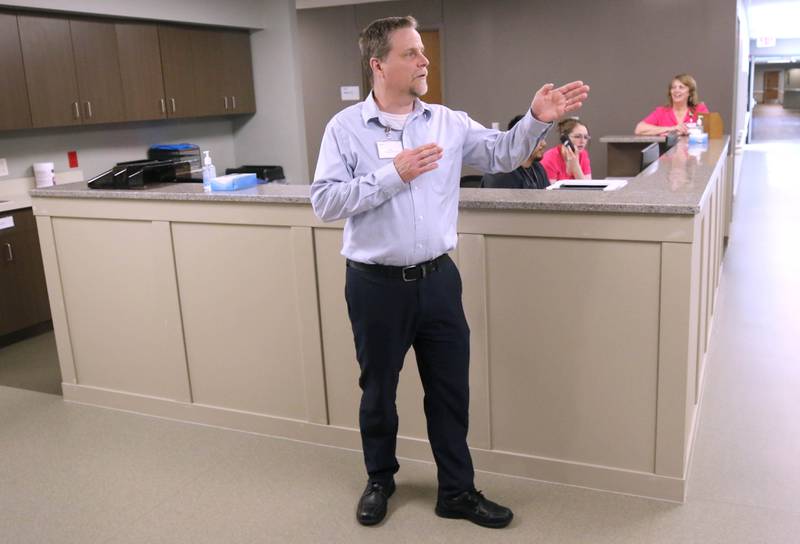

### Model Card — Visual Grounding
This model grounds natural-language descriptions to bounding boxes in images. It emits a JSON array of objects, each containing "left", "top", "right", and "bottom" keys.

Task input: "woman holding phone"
[{"left": 540, "top": 118, "right": 592, "bottom": 180}]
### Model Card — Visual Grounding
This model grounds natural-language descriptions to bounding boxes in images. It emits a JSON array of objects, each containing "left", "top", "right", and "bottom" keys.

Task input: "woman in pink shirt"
[
  {"left": 635, "top": 73, "right": 710, "bottom": 136},
  {"left": 540, "top": 118, "right": 592, "bottom": 181}
]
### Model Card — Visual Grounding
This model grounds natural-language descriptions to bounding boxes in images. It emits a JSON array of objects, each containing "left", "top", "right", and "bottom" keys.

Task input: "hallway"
[
  {"left": 1, "top": 143, "right": 799, "bottom": 542},
  {"left": 750, "top": 104, "right": 800, "bottom": 142}
]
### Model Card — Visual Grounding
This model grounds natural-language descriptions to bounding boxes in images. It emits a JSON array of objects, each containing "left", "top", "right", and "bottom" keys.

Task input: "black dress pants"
[{"left": 344, "top": 254, "right": 474, "bottom": 499}]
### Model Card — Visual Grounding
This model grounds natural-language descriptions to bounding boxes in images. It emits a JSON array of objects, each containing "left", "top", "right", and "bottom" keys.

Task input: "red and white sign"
[{"left": 756, "top": 37, "right": 777, "bottom": 48}]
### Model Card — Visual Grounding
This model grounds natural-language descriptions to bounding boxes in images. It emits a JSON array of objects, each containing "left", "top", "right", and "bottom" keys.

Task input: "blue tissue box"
[
  {"left": 210, "top": 173, "right": 258, "bottom": 191},
  {"left": 688, "top": 132, "right": 708, "bottom": 145}
]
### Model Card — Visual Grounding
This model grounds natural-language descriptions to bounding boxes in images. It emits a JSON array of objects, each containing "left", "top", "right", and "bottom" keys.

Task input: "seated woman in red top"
[
  {"left": 635, "top": 73, "right": 710, "bottom": 136},
  {"left": 540, "top": 118, "right": 592, "bottom": 181}
]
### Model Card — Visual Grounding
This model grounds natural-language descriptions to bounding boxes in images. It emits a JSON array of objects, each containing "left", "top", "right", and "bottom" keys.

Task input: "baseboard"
[
  {"left": 61, "top": 382, "right": 687, "bottom": 503},
  {"left": 0, "top": 321, "right": 53, "bottom": 348}
]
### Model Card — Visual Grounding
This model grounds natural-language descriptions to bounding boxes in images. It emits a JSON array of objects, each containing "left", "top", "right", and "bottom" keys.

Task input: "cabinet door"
[
  {"left": 191, "top": 28, "right": 228, "bottom": 116},
  {"left": 0, "top": 230, "right": 22, "bottom": 336},
  {"left": 224, "top": 30, "right": 256, "bottom": 114},
  {"left": 0, "top": 13, "right": 32, "bottom": 131},
  {"left": 0, "top": 210, "right": 50, "bottom": 336},
  {"left": 17, "top": 14, "right": 81, "bottom": 128},
  {"left": 158, "top": 25, "right": 198, "bottom": 118},
  {"left": 116, "top": 21, "right": 167, "bottom": 121},
  {"left": 70, "top": 18, "right": 126, "bottom": 125}
]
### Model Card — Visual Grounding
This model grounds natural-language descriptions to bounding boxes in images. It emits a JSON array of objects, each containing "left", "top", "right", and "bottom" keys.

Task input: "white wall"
[
  {"left": 750, "top": 38, "right": 800, "bottom": 57},
  {"left": 734, "top": 0, "right": 751, "bottom": 144},
  {"left": 0, "top": 119, "right": 236, "bottom": 181},
  {"left": 4, "top": 0, "right": 266, "bottom": 29},
  {"left": 233, "top": 0, "right": 308, "bottom": 183}
]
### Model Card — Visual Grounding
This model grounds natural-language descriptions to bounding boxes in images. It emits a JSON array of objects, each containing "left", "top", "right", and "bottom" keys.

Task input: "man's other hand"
[{"left": 394, "top": 143, "right": 443, "bottom": 183}]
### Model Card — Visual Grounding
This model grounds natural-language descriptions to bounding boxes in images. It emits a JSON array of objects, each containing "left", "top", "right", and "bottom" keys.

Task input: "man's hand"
[
  {"left": 394, "top": 143, "right": 443, "bottom": 183},
  {"left": 530, "top": 81, "right": 590, "bottom": 123}
]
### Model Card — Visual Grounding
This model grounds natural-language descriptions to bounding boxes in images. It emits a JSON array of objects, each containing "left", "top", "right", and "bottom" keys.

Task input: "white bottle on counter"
[{"left": 202, "top": 150, "right": 216, "bottom": 191}]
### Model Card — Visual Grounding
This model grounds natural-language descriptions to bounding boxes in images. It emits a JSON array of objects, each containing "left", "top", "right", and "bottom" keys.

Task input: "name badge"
[{"left": 376, "top": 140, "right": 403, "bottom": 159}]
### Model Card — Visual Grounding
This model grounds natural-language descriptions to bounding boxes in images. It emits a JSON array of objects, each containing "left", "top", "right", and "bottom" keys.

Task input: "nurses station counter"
[{"left": 31, "top": 137, "right": 730, "bottom": 502}]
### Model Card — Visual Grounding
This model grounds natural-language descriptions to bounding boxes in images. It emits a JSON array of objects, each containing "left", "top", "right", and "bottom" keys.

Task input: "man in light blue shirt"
[{"left": 311, "top": 15, "right": 589, "bottom": 529}]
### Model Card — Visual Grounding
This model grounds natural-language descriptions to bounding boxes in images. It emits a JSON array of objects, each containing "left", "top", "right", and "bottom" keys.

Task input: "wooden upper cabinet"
[
  {"left": 190, "top": 28, "right": 256, "bottom": 117},
  {"left": 224, "top": 30, "right": 256, "bottom": 114},
  {"left": 0, "top": 13, "right": 32, "bottom": 131},
  {"left": 158, "top": 25, "right": 198, "bottom": 118},
  {"left": 17, "top": 13, "right": 81, "bottom": 128},
  {"left": 5, "top": 14, "right": 255, "bottom": 131},
  {"left": 191, "top": 28, "right": 228, "bottom": 117},
  {"left": 70, "top": 18, "right": 126, "bottom": 124},
  {"left": 116, "top": 22, "right": 166, "bottom": 121}
]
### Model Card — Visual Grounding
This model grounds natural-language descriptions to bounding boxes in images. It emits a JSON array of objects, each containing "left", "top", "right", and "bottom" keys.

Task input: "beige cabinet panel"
[
  {"left": 171, "top": 222, "right": 307, "bottom": 419},
  {"left": 485, "top": 236, "right": 661, "bottom": 472},
  {"left": 51, "top": 217, "right": 190, "bottom": 400}
]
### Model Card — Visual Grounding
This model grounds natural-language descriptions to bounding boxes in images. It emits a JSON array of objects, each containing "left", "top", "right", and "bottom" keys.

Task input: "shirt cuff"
[
  {"left": 375, "top": 160, "right": 406, "bottom": 195},
  {"left": 523, "top": 109, "right": 553, "bottom": 134}
]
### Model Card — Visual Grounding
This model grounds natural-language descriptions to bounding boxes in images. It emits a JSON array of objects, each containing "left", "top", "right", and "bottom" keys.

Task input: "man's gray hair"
[{"left": 358, "top": 16, "right": 418, "bottom": 85}]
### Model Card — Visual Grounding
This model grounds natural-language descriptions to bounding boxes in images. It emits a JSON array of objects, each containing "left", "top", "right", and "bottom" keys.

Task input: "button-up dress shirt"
[{"left": 311, "top": 92, "right": 551, "bottom": 266}]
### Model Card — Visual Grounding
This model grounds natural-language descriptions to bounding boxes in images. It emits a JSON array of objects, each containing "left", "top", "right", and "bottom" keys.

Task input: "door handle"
[
  {"left": 84, "top": 101, "right": 93, "bottom": 119},
  {"left": 73, "top": 101, "right": 80, "bottom": 120},
  {"left": 231, "top": 95, "right": 237, "bottom": 110},
  {"left": 224, "top": 96, "right": 229, "bottom": 110},
  {"left": 170, "top": 98, "right": 176, "bottom": 113},
  {"left": 3, "top": 242, "right": 12, "bottom": 262},
  {"left": 160, "top": 98, "right": 166, "bottom": 114}
]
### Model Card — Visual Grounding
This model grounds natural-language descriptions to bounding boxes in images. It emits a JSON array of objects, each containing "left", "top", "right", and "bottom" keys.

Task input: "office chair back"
[{"left": 460, "top": 175, "right": 483, "bottom": 188}]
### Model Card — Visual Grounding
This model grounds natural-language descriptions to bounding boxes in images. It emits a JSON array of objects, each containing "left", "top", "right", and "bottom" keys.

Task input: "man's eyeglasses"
[{"left": 570, "top": 134, "right": 591, "bottom": 141}]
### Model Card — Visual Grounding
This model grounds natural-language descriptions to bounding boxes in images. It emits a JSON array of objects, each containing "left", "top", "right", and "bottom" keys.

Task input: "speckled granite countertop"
[
  {"left": 31, "top": 137, "right": 728, "bottom": 216},
  {"left": 599, "top": 135, "right": 667, "bottom": 143}
]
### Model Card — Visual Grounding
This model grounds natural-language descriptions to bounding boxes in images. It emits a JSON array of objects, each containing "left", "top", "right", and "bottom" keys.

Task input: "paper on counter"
[{"left": 547, "top": 179, "right": 628, "bottom": 191}]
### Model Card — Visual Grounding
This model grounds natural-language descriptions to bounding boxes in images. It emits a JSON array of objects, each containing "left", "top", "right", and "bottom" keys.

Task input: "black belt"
[{"left": 346, "top": 254, "right": 447, "bottom": 282}]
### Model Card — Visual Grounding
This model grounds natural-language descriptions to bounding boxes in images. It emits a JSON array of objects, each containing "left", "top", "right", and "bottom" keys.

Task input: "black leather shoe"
[
  {"left": 356, "top": 480, "right": 395, "bottom": 526},
  {"left": 435, "top": 489, "right": 513, "bottom": 528}
]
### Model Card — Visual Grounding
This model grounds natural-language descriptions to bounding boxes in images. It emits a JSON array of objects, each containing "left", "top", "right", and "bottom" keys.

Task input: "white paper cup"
[{"left": 33, "top": 162, "right": 55, "bottom": 188}]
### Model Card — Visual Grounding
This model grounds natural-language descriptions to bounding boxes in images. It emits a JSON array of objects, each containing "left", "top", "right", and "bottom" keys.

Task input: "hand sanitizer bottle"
[{"left": 202, "top": 150, "right": 216, "bottom": 191}]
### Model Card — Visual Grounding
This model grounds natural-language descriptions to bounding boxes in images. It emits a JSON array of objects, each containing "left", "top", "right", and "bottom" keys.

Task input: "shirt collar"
[{"left": 362, "top": 91, "right": 432, "bottom": 127}]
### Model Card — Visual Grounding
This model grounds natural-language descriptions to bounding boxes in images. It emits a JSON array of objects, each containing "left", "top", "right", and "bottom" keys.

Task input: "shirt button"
[
  {"left": 417, "top": 244, "right": 423, "bottom": 249},
  {"left": 418, "top": 215, "right": 424, "bottom": 221}
]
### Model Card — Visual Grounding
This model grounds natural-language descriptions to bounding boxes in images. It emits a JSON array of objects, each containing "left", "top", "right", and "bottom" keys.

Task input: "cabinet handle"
[
  {"left": 73, "top": 101, "right": 80, "bottom": 119},
  {"left": 3, "top": 242, "right": 12, "bottom": 262},
  {"left": 84, "top": 101, "right": 93, "bottom": 119},
  {"left": 224, "top": 96, "right": 229, "bottom": 110},
  {"left": 160, "top": 98, "right": 166, "bottom": 114},
  {"left": 170, "top": 98, "right": 176, "bottom": 113},
  {"left": 231, "top": 96, "right": 237, "bottom": 110}
]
